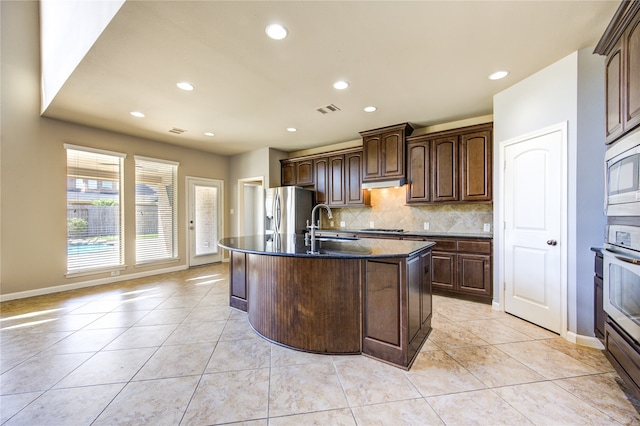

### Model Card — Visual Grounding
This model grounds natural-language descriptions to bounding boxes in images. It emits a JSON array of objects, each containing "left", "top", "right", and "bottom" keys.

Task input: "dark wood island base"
[{"left": 221, "top": 235, "right": 434, "bottom": 369}]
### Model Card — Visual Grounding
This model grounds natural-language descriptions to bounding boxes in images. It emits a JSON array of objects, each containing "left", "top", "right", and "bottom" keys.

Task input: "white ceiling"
[{"left": 42, "top": 0, "right": 620, "bottom": 156}]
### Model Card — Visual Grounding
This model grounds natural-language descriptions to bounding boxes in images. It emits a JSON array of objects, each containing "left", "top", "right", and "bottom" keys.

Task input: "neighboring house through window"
[
  {"left": 135, "top": 156, "right": 179, "bottom": 264},
  {"left": 65, "top": 145, "right": 125, "bottom": 275}
]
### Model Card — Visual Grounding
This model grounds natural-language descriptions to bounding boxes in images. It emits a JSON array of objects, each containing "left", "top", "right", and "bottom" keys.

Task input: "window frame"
[
  {"left": 134, "top": 155, "right": 179, "bottom": 266},
  {"left": 65, "top": 144, "right": 126, "bottom": 277}
]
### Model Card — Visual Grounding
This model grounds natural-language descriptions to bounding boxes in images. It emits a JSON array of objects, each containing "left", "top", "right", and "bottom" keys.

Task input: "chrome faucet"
[{"left": 307, "top": 203, "right": 333, "bottom": 254}]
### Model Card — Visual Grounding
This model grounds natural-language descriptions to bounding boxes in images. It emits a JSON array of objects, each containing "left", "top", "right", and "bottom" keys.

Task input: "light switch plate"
[
  {"left": 423, "top": 222, "right": 430, "bottom": 230},
  {"left": 369, "top": 221, "right": 375, "bottom": 228},
  {"left": 330, "top": 221, "right": 334, "bottom": 227},
  {"left": 483, "top": 223, "right": 491, "bottom": 232}
]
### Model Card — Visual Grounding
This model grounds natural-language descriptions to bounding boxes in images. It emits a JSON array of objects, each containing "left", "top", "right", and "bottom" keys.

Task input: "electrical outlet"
[
  {"left": 111, "top": 270, "right": 120, "bottom": 277},
  {"left": 204, "top": 241, "right": 209, "bottom": 247},
  {"left": 230, "top": 209, "right": 234, "bottom": 214},
  {"left": 369, "top": 221, "right": 375, "bottom": 228},
  {"left": 340, "top": 221, "right": 346, "bottom": 227},
  {"left": 330, "top": 221, "right": 334, "bottom": 227},
  {"left": 483, "top": 223, "right": 491, "bottom": 232},
  {"left": 423, "top": 222, "right": 430, "bottom": 230}
]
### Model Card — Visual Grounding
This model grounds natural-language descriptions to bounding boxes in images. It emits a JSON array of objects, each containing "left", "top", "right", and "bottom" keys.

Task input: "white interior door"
[
  {"left": 187, "top": 177, "right": 224, "bottom": 266},
  {"left": 503, "top": 125, "right": 565, "bottom": 334}
]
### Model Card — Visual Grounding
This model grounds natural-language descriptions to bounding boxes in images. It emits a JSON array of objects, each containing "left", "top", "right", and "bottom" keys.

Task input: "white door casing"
[
  {"left": 500, "top": 123, "right": 567, "bottom": 335},
  {"left": 186, "top": 177, "right": 224, "bottom": 266}
]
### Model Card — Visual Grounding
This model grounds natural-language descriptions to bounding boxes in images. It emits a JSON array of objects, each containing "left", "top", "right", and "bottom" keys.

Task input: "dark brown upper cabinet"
[
  {"left": 595, "top": 1, "right": 640, "bottom": 144},
  {"left": 281, "top": 160, "right": 296, "bottom": 186},
  {"left": 431, "top": 136, "right": 459, "bottom": 202},
  {"left": 328, "top": 154, "right": 346, "bottom": 206},
  {"left": 461, "top": 130, "right": 492, "bottom": 201},
  {"left": 406, "top": 123, "right": 492, "bottom": 204},
  {"left": 296, "top": 159, "right": 314, "bottom": 186},
  {"left": 282, "top": 147, "right": 370, "bottom": 207},
  {"left": 360, "top": 123, "right": 414, "bottom": 182},
  {"left": 314, "top": 157, "right": 328, "bottom": 204},
  {"left": 406, "top": 140, "right": 431, "bottom": 203}
]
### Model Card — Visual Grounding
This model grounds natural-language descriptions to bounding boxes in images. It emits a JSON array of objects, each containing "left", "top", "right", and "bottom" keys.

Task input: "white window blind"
[
  {"left": 65, "top": 145, "right": 125, "bottom": 273},
  {"left": 135, "top": 156, "right": 179, "bottom": 264}
]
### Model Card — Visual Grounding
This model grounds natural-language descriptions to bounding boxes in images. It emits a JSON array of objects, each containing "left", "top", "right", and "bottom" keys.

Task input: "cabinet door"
[
  {"left": 296, "top": 160, "right": 314, "bottom": 186},
  {"left": 345, "top": 151, "right": 369, "bottom": 205},
  {"left": 421, "top": 250, "right": 432, "bottom": 327},
  {"left": 606, "top": 39, "right": 624, "bottom": 144},
  {"left": 432, "top": 136, "right": 459, "bottom": 201},
  {"left": 595, "top": 275, "right": 605, "bottom": 341},
  {"left": 363, "top": 134, "right": 382, "bottom": 180},
  {"left": 406, "top": 141, "right": 430, "bottom": 203},
  {"left": 381, "top": 130, "right": 405, "bottom": 179},
  {"left": 625, "top": 13, "right": 640, "bottom": 132},
  {"left": 281, "top": 161, "right": 296, "bottom": 186},
  {"left": 461, "top": 131, "right": 492, "bottom": 202},
  {"left": 457, "top": 254, "right": 491, "bottom": 297},
  {"left": 314, "top": 157, "right": 328, "bottom": 204},
  {"left": 230, "top": 252, "right": 247, "bottom": 311},
  {"left": 432, "top": 251, "right": 456, "bottom": 290},
  {"left": 407, "top": 255, "right": 422, "bottom": 343},
  {"left": 328, "top": 155, "right": 345, "bottom": 206}
]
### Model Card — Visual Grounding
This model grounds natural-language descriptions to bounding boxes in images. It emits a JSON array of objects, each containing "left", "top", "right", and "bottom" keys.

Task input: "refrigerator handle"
[{"left": 274, "top": 192, "right": 281, "bottom": 233}]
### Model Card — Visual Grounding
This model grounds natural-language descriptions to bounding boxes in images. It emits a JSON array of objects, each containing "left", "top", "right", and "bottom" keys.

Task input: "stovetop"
[{"left": 360, "top": 228, "right": 404, "bottom": 233}]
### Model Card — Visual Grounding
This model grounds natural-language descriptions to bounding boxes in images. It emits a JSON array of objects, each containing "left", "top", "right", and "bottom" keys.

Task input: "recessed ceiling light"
[
  {"left": 130, "top": 111, "right": 145, "bottom": 118},
  {"left": 286, "top": 127, "right": 297, "bottom": 132},
  {"left": 266, "top": 24, "right": 288, "bottom": 40},
  {"left": 177, "top": 82, "right": 194, "bottom": 91},
  {"left": 364, "top": 106, "right": 377, "bottom": 112},
  {"left": 204, "top": 132, "right": 215, "bottom": 137},
  {"left": 489, "top": 70, "right": 509, "bottom": 80},
  {"left": 333, "top": 80, "right": 350, "bottom": 90}
]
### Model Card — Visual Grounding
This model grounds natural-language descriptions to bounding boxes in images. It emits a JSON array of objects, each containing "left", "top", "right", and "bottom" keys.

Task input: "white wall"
[
  {"left": 40, "top": 0, "right": 124, "bottom": 112},
  {"left": 493, "top": 48, "right": 605, "bottom": 338}
]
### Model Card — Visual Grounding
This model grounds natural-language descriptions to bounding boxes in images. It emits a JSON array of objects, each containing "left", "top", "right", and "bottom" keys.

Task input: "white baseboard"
[
  {"left": 492, "top": 300, "right": 502, "bottom": 311},
  {"left": 0, "top": 264, "right": 188, "bottom": 302},
  {"left": 566, "top": 331, "right": 605, "bottom": 350}
]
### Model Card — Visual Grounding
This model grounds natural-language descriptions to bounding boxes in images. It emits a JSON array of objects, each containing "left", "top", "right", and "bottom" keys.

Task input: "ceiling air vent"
[
  {"left": 316, "top": 104, "right": 341, "bottom": 114},
  {"left": 168, "top": 127, "right": 187, "bottom": 135}
]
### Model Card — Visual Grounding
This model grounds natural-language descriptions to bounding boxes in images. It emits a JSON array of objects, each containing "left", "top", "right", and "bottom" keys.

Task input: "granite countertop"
[
  {"left": 318, "top": 228, "right": 493, "bottom": 239},
  {"left": 218, "top": 234, "right": 435, "bottom": 259}
]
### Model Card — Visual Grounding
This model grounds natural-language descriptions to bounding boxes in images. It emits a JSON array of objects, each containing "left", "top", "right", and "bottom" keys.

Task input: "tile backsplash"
[{"left": 322, "top": 187, "right": 493, "bottom": 233}]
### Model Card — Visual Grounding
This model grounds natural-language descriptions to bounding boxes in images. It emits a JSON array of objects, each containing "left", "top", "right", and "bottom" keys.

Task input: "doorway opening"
[{"left": 238, "top": 177, "right": 264, "bottom": 237}]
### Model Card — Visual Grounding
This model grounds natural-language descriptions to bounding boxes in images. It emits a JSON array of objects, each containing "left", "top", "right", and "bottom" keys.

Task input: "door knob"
[{"left": 547, "top": 240, "right": 557, "bottom": 246}]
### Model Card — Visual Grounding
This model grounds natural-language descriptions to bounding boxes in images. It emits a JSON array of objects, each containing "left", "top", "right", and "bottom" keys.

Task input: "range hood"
[{"left": 361, "top": 178, "right": 406, "bottom": 190}]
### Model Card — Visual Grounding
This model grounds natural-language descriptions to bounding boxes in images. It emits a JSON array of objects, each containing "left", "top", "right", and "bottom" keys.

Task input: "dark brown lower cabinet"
[
  {"left": 605, "top": 319, "right": 640, "bottom": 399},
  {"left": 228, "top": 247, "right": 433, "bottom": 369},
  {"left": 405, "top": 236, "right": 492, "bottom": 302},
  {"left": 362, "top": 252, "right": 432, "bottom": 369},
  {"left": 229, "top": 251, "right": 247, "bottom": 311},
  {"left": 593, "top": 250, "right": 605, "bottom": 342}
]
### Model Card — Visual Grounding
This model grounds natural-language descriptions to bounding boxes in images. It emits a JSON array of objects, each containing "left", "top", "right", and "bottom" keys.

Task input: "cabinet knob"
[
  {"left": 547, "top": 240, "right": 558, "bottom": 246},
  {"left": 424, "top": 265, "right": 430, "bottom": 273}
]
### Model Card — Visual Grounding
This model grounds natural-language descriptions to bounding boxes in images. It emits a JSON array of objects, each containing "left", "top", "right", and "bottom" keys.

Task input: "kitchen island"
[{"left": 219, "top": 234, "right": 435, "bottom": 369}]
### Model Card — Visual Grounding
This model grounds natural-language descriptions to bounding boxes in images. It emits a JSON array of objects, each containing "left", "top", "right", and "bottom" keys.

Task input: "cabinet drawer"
[
  {"left": 431, "top": 239, "right": 456, "bottom": 252},
  {"left": 457, "top": 240, "right": 491, "bottom": 254},
  {"left": 606, "top": 320, "right": 640, "bottom": 392}
]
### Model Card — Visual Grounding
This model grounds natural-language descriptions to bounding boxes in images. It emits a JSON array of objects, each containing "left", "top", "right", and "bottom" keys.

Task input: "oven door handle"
[{"left": 612, "top": 253, "right": 640, "bottom": 265}]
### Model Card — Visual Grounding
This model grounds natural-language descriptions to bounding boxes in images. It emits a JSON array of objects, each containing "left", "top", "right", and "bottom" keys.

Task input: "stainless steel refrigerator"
[{"left": 265, "top": 186, "right": 313, "bottom": 236}]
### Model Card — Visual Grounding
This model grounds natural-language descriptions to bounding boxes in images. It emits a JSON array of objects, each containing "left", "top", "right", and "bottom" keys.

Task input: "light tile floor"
[{"left": 1, "top": 263, "right": 639, "bottom": 425}]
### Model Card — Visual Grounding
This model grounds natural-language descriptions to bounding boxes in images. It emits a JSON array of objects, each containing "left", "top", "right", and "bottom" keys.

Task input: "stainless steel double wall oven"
[{"left": 603, "top": 127, "right": 640, "bottom": 342}]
